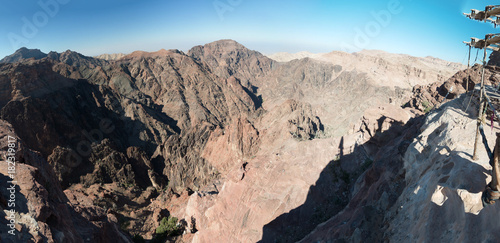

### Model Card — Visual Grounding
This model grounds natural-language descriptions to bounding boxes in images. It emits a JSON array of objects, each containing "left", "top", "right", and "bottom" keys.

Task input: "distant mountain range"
[
  {"left": 0, "top": 40, "right": 473, "bottom": 242},
  {"left": 94, "top": 53, "right": 127, "bottom": 60},
  {"left": 3, "top": 47, "right": 464, "bottom": 91},
  {"left": 268, "top": 49, "right": 465, "bottom": 88}
]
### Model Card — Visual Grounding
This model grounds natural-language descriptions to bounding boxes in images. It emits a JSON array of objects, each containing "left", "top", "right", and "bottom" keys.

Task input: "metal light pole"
[{"left": 473, "top": 36, "right": 489, "bottom": 160}]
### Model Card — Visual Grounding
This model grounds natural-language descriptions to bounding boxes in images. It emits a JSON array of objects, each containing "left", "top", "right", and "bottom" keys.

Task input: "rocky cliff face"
[
  {"left": 301, "top": 93, "right": 500, "bottom": 242},
  {"left": 0, "top": 42, "right": 265, "bottom": 241},
  {"left": 268, "top": 49, "right": 465, "bottom": 89},
  {"left": 0, "top": 41, "right": 467, "bottom": 242},
  {"left": 0, "top": 120, "right": 129, "bottom": 243},
  {"left": 299, "top": 55, "right": 500, "bottom": 242},
  {"left": 406, "top": 63, "right": 500, "bottom": 114}
]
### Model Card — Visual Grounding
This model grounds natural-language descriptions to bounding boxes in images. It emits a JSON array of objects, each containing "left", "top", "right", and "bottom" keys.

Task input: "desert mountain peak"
[
  {"left": 0, "top": 47, "right": 47, "bottom": 63},
  {"left": 121, "top": 48, "right": 184, "bottom": 60},
  {"left": 201, "top": 39, "right": 245, "bottom": 48},
  {"left": 47, "top": 49, "right": 104, "bottom": 66},
  {"left": 188, "top": 39, "right": 261, "bottom": 59}
]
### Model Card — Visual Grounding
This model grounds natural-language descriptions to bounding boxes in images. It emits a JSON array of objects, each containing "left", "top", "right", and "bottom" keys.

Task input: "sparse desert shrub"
[
  {"left": 151, "top": 216, "right": 182, "bottom": 242},
  {"left": 422, "top": 100, "right": 433, "bottom": 113}
]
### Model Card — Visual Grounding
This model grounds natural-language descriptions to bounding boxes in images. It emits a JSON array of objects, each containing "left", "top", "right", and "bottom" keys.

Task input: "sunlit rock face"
[
  {"left": 0, "top": 41, "right": 468, "bottom": 242},
  {"left": 301, "top": 95, "right": 500, "bottom": 242}
]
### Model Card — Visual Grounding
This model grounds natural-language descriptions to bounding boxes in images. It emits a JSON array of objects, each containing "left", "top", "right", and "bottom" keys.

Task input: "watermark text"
[
  {"left": 8, "top": 0, "right": 71, "bottom": 50},
  {"left": 340, "top": 0, "right": 409, "bottom": 52},
  {"left": 5, "top": 135, "right": 17, "bottom": 236},
  {"left": 213, "top": 0, "right": 243, "bottom": 21}
]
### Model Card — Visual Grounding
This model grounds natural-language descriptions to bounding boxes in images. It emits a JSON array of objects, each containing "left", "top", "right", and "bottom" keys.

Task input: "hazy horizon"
[
  {"left": 2, "top": 39, "right": 466, "bottom": 62},
  {"left": 2, "top": 0, "right": 500, "bottom": 63}
]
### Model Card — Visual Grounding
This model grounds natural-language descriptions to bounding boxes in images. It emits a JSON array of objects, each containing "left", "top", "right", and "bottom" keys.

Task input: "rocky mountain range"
[
  {"left": 95, "top": 53, "right": 127, "bottom": 61},
  {"left": 268, "top": 50, "right": 464, "bottom": 89},
  {"left": 0, "top": 39, "right": 488, "bottom": 243}
]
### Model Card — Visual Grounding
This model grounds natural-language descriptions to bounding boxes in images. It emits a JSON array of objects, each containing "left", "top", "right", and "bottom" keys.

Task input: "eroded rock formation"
[{"left": 0, "top": 40, "right": 467, "bottom": 242}]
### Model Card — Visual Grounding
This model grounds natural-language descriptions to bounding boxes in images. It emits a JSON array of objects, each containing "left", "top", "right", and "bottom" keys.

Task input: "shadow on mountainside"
[
  {"left": 280, "top": 94, "right": 499, "bottom": 242},
  {"left": 0, "top": 68, "right": 179, "bottom": 188},
  {"left": 415, "top": 189, "right": 500, "bottom": 242},
  {"left": 0, "top": 173, "right": 31, "bottom": 242},
  {"left": 375, "top": 97, "right": 500, "bottom": 242},
  {"left": 260, "top": 113, "right": 426, "bottom": 243}
]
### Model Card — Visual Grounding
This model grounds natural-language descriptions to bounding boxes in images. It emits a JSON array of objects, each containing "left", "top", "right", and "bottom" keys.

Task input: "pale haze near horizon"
[{"left": 1, "top": 0, "right": 499, "bottom": 63}]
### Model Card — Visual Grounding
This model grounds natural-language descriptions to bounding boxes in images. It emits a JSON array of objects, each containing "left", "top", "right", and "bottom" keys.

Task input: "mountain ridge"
[
  {"left": 267, "top": 50, "right": 465, "bottom": 89},
  {"left": 0, "top": 39, "right": 474, "bottom": 242},
  {"left": 0, "top": 47, "right": 47, "bottom": 63}
]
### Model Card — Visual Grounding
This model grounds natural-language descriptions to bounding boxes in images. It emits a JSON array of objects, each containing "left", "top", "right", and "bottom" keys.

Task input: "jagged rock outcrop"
[
  {"left": 188, "top": 39, "right": 275, "bottom": 88},
  {"left": 0, "top": 120, "right": 129, "bottom": 243},
  {"left": 202, "top": 116, "right": 260, "bottom": 176},
  {"left": 258, "top": 99, "right": 324, "bottom": 141},
  {"left": 407, "top": 63, "right": 499, "bottom": 112}
]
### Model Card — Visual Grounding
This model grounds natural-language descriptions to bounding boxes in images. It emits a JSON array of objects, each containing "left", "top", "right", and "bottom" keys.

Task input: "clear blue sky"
[{"left": 0, "top": 0, "right": 499, "bottom": 63}]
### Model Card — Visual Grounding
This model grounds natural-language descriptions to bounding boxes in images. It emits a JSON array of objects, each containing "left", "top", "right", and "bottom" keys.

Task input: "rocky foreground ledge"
[{"left": 302, "top": 94, "right": 500, "bottom": 242}]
